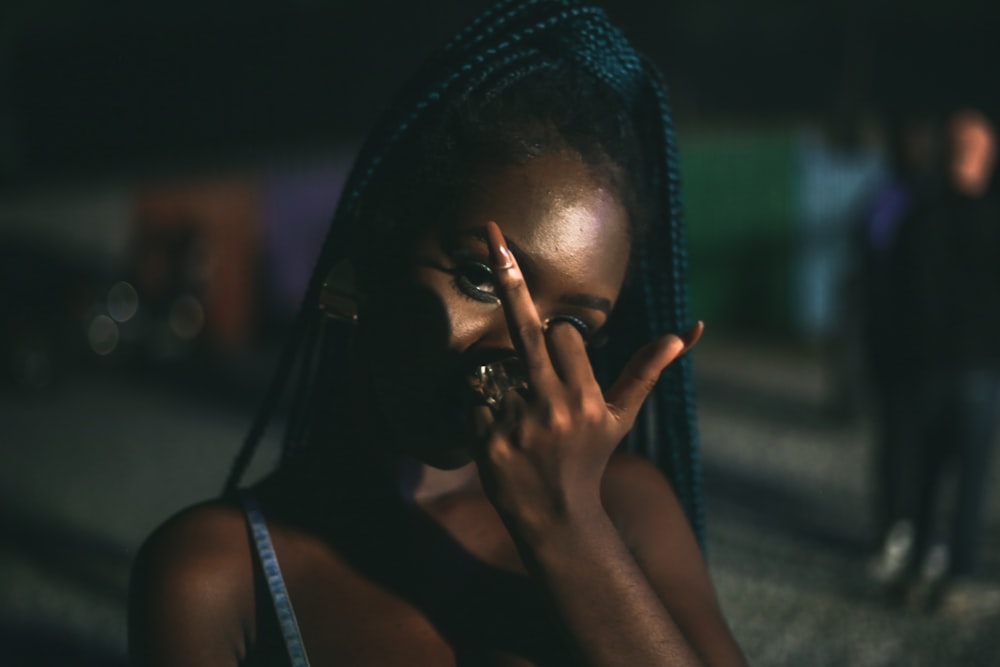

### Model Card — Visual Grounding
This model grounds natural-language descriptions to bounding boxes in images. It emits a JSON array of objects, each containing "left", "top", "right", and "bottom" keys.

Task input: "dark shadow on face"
[{"left": 355, "top": 268, "right": 486, "bottom": 468}]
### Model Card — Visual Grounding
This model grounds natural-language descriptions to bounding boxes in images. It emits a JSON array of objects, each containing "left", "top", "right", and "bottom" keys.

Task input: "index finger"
[{"left": 484, "top": 221, "right": 557, "bottom": 385}]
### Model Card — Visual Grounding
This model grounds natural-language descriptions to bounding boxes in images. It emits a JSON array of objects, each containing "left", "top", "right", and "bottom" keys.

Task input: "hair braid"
[
  {"left": 224, "top": 0, "right": 705, "bottom": 548},
  {"left": 640, "top": 58, "right": 703, "bottom": 543}
]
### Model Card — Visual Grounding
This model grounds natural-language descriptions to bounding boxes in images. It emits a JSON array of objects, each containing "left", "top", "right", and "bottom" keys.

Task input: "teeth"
[{"left": 469, "top": 359, "right": 528, "bottom": 409}]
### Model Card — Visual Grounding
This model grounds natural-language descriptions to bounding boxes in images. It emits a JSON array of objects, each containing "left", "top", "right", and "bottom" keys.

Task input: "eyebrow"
[
  {"left": 456, "top": 228, "right": 613, "bottom": 317},
  {"left": 559, "top": 292, "right": 613, "bottom": 316}
]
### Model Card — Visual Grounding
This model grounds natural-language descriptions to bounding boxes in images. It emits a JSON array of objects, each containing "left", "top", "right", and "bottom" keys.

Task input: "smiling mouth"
[{"left": 467, "top": 358, "right": 529, "bottom": 410}]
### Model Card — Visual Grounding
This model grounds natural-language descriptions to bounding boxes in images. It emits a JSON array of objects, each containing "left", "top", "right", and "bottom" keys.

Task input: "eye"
[{"left": 454, "top": 258, "right": 499, "bottom": 304}]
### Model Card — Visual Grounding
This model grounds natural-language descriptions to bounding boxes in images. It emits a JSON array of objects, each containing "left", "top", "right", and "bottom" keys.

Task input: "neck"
[{"left": 277, "top": 417, "right": 481, "bottom": 511}]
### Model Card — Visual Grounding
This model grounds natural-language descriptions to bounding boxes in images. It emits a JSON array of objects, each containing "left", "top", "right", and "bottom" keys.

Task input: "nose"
[
  {"left": 471, "top": 307, "right": 518, "bottom": 360},
  {"left": 469, "top": 297, "right": 574, "bottom": 356}
]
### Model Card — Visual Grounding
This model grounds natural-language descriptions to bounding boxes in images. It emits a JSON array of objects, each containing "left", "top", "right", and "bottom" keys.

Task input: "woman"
[{"left": 129, "top": 1, "right": 748, "bottom": 665}]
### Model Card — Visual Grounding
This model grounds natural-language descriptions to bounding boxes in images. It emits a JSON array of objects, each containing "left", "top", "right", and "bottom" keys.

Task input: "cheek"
[
  {"left": 361, "top": 268, "right": 499, "bottom": 388},
  {"left": 357, "top": 270, "right": 500, "bottom": 455},
  {"left": 410, "top": 267, "right": 503, "bottom": 352},
  {"left": 448, "top": 298, "right": 503, "bottom": 349}
]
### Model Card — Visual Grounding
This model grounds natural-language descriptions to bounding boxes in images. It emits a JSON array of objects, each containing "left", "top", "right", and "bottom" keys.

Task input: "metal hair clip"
[
  {"left": 318, "top": 260, "right": 361, "bottom": 324},
  {"left": 469, "top": 358, "right": 529, "bottom": 410}
]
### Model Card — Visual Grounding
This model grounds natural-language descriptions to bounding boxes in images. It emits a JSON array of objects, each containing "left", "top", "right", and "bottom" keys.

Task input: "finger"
[
  {"left": 471, "top": 404, "right": 495, "bottom": 441},
  {"left": 545, "top": 319, "right": 599, "bottom": 390},
  {"left": 469, "top": 403, "right": 500, "bottom": 464},
  {"left": 471, "top": 385, "right": 526, "bottom": 441},
  {"left": 469, "top": 390, "right": 525, "bottom": 475},
  {"left": 681, "top": 320, "right": 705, "bottom": 350},
  {"left": 605, "top": 321, "right": 704, "bottom": 424},
  {"left": 485, "top": 221, "right": 556, "bottom": 385}
]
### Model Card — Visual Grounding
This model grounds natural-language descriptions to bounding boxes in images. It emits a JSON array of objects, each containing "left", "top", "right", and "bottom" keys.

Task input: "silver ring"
[{"left": 469, "top": 358, "right": 528, "bottom": 410}]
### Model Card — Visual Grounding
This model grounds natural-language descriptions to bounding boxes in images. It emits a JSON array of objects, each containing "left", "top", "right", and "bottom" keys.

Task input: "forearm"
[{"left": 518, "top": 507, "right": 705, "bottom": 667}]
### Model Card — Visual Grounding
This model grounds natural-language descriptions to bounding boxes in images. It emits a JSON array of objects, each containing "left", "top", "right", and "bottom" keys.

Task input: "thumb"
[{"left": 605, "top": 321, "right": 703, "bottom": 424}]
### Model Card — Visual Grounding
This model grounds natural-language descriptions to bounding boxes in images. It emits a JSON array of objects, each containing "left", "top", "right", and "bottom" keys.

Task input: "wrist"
[{"left": 512, "top": 496, "right": 613, "bottom": 555}]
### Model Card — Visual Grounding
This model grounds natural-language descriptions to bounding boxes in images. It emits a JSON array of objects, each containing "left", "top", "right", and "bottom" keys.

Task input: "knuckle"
[
  {"left": 578, "top": 397, "right": 606, "bottom": 423},
  {"left": 517, "top": 322, "right": 544, "bottom": 347},
  {"left": 498, "top": 270, "right": 525, "bottom": 291},
  {"left": 625, "top": 368, "right": 659, "bottom": 396},
  {"left": 486, "top": 438, "right": 512, "bottom": 465},
  {"left": 639, "top": 375, "right": 659, "bottom": 394},
  {"left": 543, "top": 404, "right": 571, "bottom": 433}
]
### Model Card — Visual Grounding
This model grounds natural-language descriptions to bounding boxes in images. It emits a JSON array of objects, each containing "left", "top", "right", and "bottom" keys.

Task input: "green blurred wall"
[{"left": 679, "top": 128, "right": 798, "bottom": 336}]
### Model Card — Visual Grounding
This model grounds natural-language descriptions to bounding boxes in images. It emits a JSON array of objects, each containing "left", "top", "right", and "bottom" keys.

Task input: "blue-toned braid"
[
  {"left": 639, "top": 58, "right": 703, "bottom": 542},
  {"left": 223, "top": 0, "right": 703, "bottom": 548}
]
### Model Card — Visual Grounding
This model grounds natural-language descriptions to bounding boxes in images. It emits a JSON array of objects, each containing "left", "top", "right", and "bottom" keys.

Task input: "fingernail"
[
  {"left": 682, "top": 321, "right": 704, "bottom": 350},
  {"left": 495, "top": 239, "right": 514, "bottom": 270},
  {"left": 486, "top": 221, "right": 515, "bottom": 270}
]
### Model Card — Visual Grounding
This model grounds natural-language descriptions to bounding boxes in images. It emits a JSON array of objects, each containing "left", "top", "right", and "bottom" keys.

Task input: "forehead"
[{"left": 454, "top": 152, "right": 631, "bottom": 296}]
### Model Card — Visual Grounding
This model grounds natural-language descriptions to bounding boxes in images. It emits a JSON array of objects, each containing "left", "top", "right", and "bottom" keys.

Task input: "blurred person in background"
[
  {"left": 871, "top": 107, "right": 1000, "bottom": 612},
  {"left": 794, "top": 113, "right": 885, "bottom": 420},
  {"left": 861, "top": 112, "right": 940, "bottom": 582},
  {"left": 127, "top": 1, "right": 748, "bottom": 665}
]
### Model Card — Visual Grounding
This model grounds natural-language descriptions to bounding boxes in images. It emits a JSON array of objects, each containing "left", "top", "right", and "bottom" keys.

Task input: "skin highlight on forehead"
[{"left": 459, "top": 151, "right": 631, "bottom": 304}]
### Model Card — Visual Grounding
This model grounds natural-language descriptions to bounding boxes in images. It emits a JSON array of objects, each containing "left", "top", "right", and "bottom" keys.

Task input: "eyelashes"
[
  {"left": 452, "top": 256, "right": 500, "bottom": 304},
  {"left": 446, "top": 250, "right": 608, "bottom": 347}
]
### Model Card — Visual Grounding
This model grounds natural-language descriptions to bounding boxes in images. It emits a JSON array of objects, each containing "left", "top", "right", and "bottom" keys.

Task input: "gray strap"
[{"left": 242, "top": 494, "right": 312, "bottom": 667}]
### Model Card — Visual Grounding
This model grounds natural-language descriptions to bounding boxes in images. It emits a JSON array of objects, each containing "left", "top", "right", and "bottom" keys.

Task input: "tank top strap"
[{"left": 241, "top": 493, "right": 312, "bottom": 667}]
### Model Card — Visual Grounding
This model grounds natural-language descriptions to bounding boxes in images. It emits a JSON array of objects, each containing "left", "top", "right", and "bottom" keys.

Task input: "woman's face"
[{"left": 358, "top": 150, "right": 632, "bottom": 468}]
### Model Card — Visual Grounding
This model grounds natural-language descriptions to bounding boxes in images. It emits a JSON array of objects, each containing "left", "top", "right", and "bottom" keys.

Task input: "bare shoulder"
[
  {"left": 601, "top": 448, "right": 671, "bottom": 488},
  {"left": 128, "top": 499, "right": 254, "bottom": 667},
  {"left": 600, "top": 450, "right": 693, "bottom": 546}
]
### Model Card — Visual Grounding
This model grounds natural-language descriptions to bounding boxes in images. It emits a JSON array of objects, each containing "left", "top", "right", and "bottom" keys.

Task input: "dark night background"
[
  {"left": 3, "top": 0, "right": 999, "bottom": 186},
  {"left": 2, "top": 1, "right": 1000, "bottom": 665}
]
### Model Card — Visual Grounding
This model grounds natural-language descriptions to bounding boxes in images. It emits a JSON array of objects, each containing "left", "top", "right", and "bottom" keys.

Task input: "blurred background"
[{"left": 2, "top": 0, "right": 1000, "bottom": 664}]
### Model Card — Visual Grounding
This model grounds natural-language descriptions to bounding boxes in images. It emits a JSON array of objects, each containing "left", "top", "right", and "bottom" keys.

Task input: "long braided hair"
[{"left": 224, "top": 0, "right": 703, "bottom": 546}]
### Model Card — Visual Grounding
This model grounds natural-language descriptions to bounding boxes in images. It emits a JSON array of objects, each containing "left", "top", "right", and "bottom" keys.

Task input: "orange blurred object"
[{"left": 133, "top": 176, "right": 262, "bottom": 350}]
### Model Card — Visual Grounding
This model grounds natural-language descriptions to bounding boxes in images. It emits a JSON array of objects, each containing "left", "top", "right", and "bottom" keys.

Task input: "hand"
[{"left": 473, "top": 221, "right": 702, "bottom": 542}]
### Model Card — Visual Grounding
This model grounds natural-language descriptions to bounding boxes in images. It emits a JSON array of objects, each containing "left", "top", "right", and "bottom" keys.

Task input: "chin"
[
  {"left": 415, "top": 445, "right": 475, "bottom": 470},
  {"left": 389, "top": 402, "right": 479, "bottom": 470}
]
